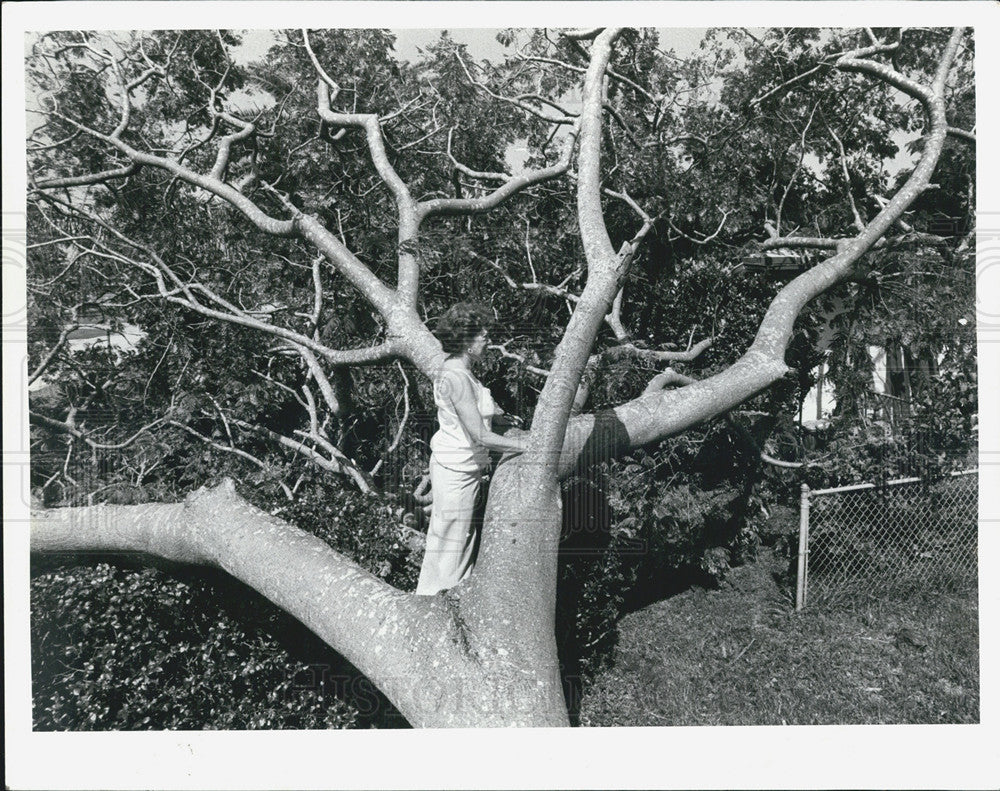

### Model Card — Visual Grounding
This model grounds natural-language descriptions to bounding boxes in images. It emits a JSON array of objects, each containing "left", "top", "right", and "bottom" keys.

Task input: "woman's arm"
[{"left": 442, "top": 371, "right": 528, "bottom": 454}]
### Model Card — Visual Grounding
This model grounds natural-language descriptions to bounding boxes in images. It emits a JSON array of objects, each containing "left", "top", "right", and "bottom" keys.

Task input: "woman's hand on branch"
[{"left": 493, "top": 413, "right": 524, "bottom": 430}]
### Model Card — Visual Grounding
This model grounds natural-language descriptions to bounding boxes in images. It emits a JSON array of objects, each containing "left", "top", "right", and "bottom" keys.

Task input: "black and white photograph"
[{"left": 4, "top": 2, "right": 998, "bottom": 789}]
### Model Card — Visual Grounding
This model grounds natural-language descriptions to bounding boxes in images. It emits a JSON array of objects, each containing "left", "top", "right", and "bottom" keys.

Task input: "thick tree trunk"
[{"left": 448, "top": 32, "right": 626, "bottom": 717}]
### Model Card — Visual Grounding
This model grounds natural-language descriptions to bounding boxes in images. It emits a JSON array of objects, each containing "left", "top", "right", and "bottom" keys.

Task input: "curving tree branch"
[
  {"left": 554, "top": 28, "right": 964, "bottom": 477},
  {"left": 454, "top": 50, "right": 577, "bottom": 125},
  {"left": 30, "top": 479, "right": 484, "bottom": 726},
  {"left": 417, "top": 126, "right": 579, "bottom": 220}
]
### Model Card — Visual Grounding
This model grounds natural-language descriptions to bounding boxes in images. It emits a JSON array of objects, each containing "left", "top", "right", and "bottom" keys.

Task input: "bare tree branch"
[
  {"left": 749, "top": 63, "right": 827, "bottom": 107},
  {"left": 489, "top": 341, "right": 551, "bottom": 378},
  {"left": 169, "top": 420, "right": 294, "bottom": 500},
  {"left": 556, "top": 27, "right": 965, "bottom": 477},
  {"left": 946, "top": 126, "right": 975, "bottom": 144},
  {"left": 446, "top": 127, "right": 508, "bottom": 182},
  {"left": 825, "top": 121, "right": 867, "bottom": 232},
  {"left": 605, "top": 288, "right": 627, "bottom": 340},
  {"left": 775, "top": 101, "right": 819, "bottom": 235},
  {"left": 32, "top": 411, "right": 168, "bottom": 451},
  {"left": 35, "top": 111, "right": 296, "bottom": 236},
  {"left": 231, "top": 417, "right": 374, "bottom": 494},
  {"left": 301, "top": 28, "right": 340, "bottom": 94},
  {"left": 417, "top": 127, "right": 579, "bottom": 220},
  {"left": 29, "top": 324, "right": 78, "bottom": 385},
  {"left": 454, "top": 50, "right": 576, "bottom": 125},
  {"left": 668, "top": 210, "right": 729, "bottom": 246},
  {"left": 761, "top": 231, "right": 843, "bottom": 252},
  {"left": 836, "top": 47, "right": 933, "bottom": 107},
  {"left": 32, "top": 194, "right": 399, "bottom": 367},
  {"left": 30, "top": 479, "right": 474, "bottom": 727},
  {"left": 609, "top": 336, "right": 714, "bottom": 364},
  {"left": 32, "top": 162, "right": 139, "bottom": 190},
  {"left": 643, "top": 367, "right": 696, "bottom": 394},
  {"left": 562, "top": 29, "right": 604, "bottom": 41},
  {"left": 370, "top": 362, "right": 410, "bottom": 477}
]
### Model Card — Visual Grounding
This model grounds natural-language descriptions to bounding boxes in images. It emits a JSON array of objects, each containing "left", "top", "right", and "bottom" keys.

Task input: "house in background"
[
  {"left": 740, "top": 246, "right": 920, "bottom": 434},
  {"left": 29, "top": 301, "right": 145, "bottom": 393}
]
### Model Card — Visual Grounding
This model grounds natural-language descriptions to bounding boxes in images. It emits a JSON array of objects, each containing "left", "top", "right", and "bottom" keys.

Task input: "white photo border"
[{"left": 4, "top": 3, "right": 998, "bottom": 789}]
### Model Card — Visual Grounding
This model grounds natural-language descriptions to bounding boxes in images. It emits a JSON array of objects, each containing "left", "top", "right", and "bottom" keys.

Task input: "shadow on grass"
[{"left": 578, "top": 547, "right": 980, "bottom": 727}]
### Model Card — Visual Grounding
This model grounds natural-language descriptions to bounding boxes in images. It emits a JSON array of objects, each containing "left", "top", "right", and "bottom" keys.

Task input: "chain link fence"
[{"left": 796, "top": 470, "right": 977, "bottom": 610}]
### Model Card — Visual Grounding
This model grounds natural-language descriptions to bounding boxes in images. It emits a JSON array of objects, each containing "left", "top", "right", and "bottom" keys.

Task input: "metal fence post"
[{"left": 796, "top": 483, "right": 811, "bottom": 611}]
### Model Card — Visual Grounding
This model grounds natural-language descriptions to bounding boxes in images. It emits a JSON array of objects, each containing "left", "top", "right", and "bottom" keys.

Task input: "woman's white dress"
[{"left": 415, "top": 368, "right": 497, "bottom": 596}]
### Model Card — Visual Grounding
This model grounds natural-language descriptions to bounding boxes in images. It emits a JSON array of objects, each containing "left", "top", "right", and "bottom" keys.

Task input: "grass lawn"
[{"left": 579, "top": 548, "right": 979, "bottom": 726}]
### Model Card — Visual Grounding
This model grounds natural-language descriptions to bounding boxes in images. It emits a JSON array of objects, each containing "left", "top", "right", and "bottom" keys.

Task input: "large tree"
[{"left": 26, "top": 26, "right": 974, "bottom": 727}]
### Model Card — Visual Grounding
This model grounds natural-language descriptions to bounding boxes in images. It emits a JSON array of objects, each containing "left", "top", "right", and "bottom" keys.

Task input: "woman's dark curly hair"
[{"left": 435, "top": 302, "right": 494, "bottom": 356}]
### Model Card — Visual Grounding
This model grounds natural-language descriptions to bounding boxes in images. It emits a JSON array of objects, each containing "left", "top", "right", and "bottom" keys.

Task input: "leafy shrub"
[
  {"left": 606, "top": 451, "right": 755, "bottom": 586},
  {"left": 556, "top": 476, "right": 636, "bottom": 684},
  {"left": 285, "top": 481, "right": 421, "bottom": 592},
  {"left": 31, "top": 563, "right": 365, "bottom": 729}
]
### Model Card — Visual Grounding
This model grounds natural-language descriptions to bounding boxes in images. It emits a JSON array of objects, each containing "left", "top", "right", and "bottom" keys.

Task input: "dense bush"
[
  {"left": 31, "top": 563, "right": 366, "bottom": 729},
  {"left": 285, "top": 481, "right": 422, "bottom": 592}
]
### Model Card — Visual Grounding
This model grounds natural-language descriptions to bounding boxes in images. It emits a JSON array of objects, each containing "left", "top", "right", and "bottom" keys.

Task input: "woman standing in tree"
[{"left": 415, "top": 303, "right": 528, "bottom": 595}]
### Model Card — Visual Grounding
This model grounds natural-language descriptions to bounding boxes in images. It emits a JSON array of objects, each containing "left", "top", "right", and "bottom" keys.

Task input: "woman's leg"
[{"left": 415, "top": 458, "right": 482, "bottom": 595}]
